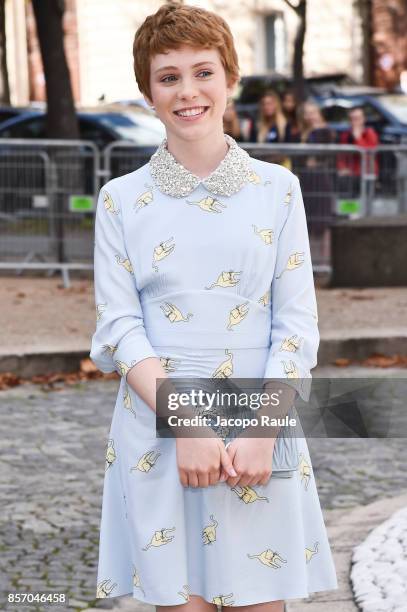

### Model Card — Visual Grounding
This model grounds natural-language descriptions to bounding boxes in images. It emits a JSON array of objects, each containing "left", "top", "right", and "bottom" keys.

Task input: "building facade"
[{"left": 4, "top": 0, "right": 406, "bottom": 107}]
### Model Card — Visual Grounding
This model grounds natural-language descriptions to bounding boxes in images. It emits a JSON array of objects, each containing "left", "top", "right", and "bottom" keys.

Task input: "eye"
[
  {"left": 161, "top": 74, "right": 177, "bottom": 83},
  {"left": 198, "top": 70, "right": 213, "bottom": 78}
]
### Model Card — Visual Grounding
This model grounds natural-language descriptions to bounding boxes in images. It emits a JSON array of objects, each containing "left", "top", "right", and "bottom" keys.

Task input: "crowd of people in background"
[{"left": 223, "top": 90, "right": 380, "bottom": 259}]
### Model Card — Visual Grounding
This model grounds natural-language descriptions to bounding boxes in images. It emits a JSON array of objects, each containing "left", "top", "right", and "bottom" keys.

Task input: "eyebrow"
[{"left": 154, "top": 61, "right": 217, "bottom": 75}]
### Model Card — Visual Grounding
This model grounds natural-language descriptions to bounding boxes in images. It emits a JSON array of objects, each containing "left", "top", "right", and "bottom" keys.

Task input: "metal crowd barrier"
[
  {"left": 0, "top": 139, "right": 99, "bottom": 285},
  {"left": 0, "top": 140, "right": 406, "bottom": 284}
]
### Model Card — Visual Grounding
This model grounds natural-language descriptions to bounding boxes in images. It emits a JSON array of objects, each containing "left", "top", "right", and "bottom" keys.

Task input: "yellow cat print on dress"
[
  {"left": 212, "top": 349, "right": 234, "bottom": 378},
  {"left": 134, "top": 183, "right": 154, "bottom": 212},
  {"left": 102, "top": 344, "right": 117, "bottom": 356},
  {"left": 284, "top": 185, "right": 293, "bottom": 205},
  {"left": 275, "top": 252, "right": 305, "bottom": 279},
  {"left": 160, "top": 356, "right": 181, "bottom": 373},
  {"left": 231, "top": 485, "right": 269, "bottom": 504},
  {"left": 212, "top": 594, "right": 235, "bottom": 606},
  {"left": 115, "top": 254, "right": 134, "bottom": 274},
  {"left": 227, "top": 302, "right": 249, "bottom": 330},
  {"left": 131, "top": 450, "right": 161, "bottom": 473},
  {"left": 305, "top": 542, "right": 319, "bottom": 563},
  {"left": 247, "top": 170, "right": 262, "bottom": 185},
  {"left": 252, "top": 225, "right": 274, "bottom": 245},
  {"left": 123, "top": 383, "right": 136, "bottom": 416},
  {"left": 258, "top": 288, "right": 271, "bottom": 307},
  {"left": 247, "top": 548, "right": 287, "bottom": 569},
  {"left": 299, "top": 453, "right": 312, "bottom": 490},
  {"left": 96, "top": 303, "right": 107, "bottom": 321},
  {"left": 152, "top": 237, "right": 175, "bottom": 272},
  {"left": 186, "top": 196, "right": 227, "bottom": 213},
  {"left": 96, "top": 578, "right": 117, "bottom": 598},
  {"left": 132, "top": 566, "right": 145, "bottom": 596},
  {"left": 114, "top": 360, "right": 136, "bottom": 378},
  {"left": 103, "top": 190, "right": 119, "bottom": 215},
  {"left": 178, "top": 585, "right": 191, "bottom": 601},
  {"left": 281, "top": 360, "right": 299, "bottom": 378},
  {"left": 202, "top": 515, "right": 218, "bottom": 545},
  {"left": 105, "top": 439, "right": 116, "bottom": 472},
  {"left": 161, "top": 302, "right": 193, "bottom": 323},
  {"left": 142, "top": 527, "right": 175, "bottom": 550},
  {"left": 280, "top": 335, "right": 302, "bottom": 352},
  {"left": 205, "top": 270, "right": 242, "bottom": 290}
]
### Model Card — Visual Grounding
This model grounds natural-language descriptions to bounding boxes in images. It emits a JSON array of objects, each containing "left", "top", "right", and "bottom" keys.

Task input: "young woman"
[
  {"left": 248, "top": 90, "right": 288, "bottom": 144},
  {"left": 248, "top": 90, "right": 291, "bottom": 169},
  {"left": 90, "top": 3, "right": 338, "bottom": 611}
]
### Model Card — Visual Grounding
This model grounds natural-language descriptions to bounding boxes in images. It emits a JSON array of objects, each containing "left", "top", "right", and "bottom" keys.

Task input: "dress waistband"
[{"left": 141, "top": 291, "right": 272, "bottom": 349}]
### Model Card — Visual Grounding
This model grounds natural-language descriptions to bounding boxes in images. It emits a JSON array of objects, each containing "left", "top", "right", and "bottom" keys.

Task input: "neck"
[{"left": 165, "top": 129, "right": 229, "bottom": 179}]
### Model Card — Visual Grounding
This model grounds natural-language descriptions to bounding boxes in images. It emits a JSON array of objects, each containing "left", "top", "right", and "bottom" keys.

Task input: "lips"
[{"left": 173, "top": 106, "right": 209, "bottom": 117}]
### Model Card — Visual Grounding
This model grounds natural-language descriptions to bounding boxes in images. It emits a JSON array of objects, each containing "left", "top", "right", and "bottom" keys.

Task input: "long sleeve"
[
  {"left": 90, "top": 181, "right": 158, "bottom": 377},
  {"left": 263, "top": 175, "right": 319, "bottom": 402}
]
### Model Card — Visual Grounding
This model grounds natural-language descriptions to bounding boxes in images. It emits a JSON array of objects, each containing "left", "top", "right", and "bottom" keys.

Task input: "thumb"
[{"left": 221, "top": 447, "right": 237, "bottom": 477}]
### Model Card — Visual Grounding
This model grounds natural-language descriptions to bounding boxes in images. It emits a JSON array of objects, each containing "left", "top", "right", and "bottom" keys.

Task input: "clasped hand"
[{"left": 176, "top": 435, "right": 275, "bottom": 488}]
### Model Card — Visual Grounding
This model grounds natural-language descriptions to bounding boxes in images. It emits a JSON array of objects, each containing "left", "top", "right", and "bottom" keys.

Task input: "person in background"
[
  {"left": 249, "top": 89, "right": 288, "bottom": 142},
  {"left": 337, "top": 106, "right": 379, "bottom": 197},
  {"left": 223, "top": 98, "right": 243, "bottom": 141},
  {"left": 281, "top": 89, "right": 301, "bottom": 143},
  {"left": 248, "top": 89, "right": 291, "bottom": 168},
  {"left": 297, "top": 100, "right": 336, "bottom": 261}
]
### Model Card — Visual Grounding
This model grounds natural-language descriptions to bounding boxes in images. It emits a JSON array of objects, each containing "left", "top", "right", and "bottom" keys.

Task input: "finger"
[
  {"left": 179, "top": 470, "right": 188, "bottom": 488},
  {"left": 220, "top": 447, "right": 238, "bottom": 478},
  {"left": 188, "top": 472, "right": 199, "bottom": 488},
  {"left": 225, "top": 472, "right": 242, "bottom": 488},
  {"left": 209, "top": 470, "right": 219, "bottom": 486},
  {"left": 219, "top": 469, "right": 228, "bottom": 482},
  {"left": 198, "top": 473, "right": 209, "bottom": 488},
  {"left": 238, "top": 473, "right": 256, "bottom": 488},
  {"left": 258, "top": 472, "right": 272, "bottom": 486}
]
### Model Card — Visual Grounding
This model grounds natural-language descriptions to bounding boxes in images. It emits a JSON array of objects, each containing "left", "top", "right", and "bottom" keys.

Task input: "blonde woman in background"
[
  {"left": 297, "top": 100, "right": 336, "bottom": 261},
  {"left": 248, "top": 90, "right": 291, "bottom": 168}
]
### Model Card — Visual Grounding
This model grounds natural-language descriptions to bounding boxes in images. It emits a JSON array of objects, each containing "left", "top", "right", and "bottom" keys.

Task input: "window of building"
[{"left": 265, "top": 13, "right": 286, "bottom": 72}]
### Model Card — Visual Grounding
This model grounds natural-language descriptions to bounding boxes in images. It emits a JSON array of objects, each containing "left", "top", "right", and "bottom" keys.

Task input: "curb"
[{"left": 1, "top": 335, "right": 407, "bottom": 377}]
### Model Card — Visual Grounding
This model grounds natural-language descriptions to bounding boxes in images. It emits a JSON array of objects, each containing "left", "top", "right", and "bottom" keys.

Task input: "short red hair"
[{"left": 133, "top": 2, "right": 240, "bottom": 100}]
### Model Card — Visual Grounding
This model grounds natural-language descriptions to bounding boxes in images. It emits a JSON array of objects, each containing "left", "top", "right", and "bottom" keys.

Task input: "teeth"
[{"left": 176, "top": 107, "right": 205, "bottom": 117}]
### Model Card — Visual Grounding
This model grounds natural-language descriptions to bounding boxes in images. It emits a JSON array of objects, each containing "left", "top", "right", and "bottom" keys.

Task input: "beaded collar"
[{"left": 149, "top": 133, "right": 253, "bottom": 198}]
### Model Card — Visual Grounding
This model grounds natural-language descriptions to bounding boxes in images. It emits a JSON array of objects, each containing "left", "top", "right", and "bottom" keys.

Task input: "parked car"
[
  {"left": 0, "top": 105, "right": 35, "bottom": 126},
  {"left": 315, "top": 93, "right": 407, "bottom": 144},
  {"left": 0, "top": 108, "right": 165, "bottom": 148}
]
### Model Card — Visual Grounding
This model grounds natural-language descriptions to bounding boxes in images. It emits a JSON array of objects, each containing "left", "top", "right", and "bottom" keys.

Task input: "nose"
[{"left": 177, "top": 76, "right": 199, "bottom": 101}]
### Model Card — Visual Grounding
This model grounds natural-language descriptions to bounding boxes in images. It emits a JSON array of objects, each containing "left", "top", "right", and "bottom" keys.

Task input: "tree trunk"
[
  {"left": 31, "top": 0, "right": 79, "bottom": 138},
  {"left": 283, "top": 0, "right": 307, "bottom": 103},
  {"left": 0, "top": 0, "right": 10, "bottom": 104}
]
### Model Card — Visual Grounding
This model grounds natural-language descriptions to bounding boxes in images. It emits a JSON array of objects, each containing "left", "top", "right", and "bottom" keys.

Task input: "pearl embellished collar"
[{"left": 149, "top": 133, "right": 253, "bottom": 198}]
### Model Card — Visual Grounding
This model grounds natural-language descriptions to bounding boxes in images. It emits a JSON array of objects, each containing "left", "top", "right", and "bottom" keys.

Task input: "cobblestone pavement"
[
  {"left": 1, "top": 373, "right": 407, "bottom": 611},
  {"left": 351, "top": 505, "right": 407, "bottom": 611}
]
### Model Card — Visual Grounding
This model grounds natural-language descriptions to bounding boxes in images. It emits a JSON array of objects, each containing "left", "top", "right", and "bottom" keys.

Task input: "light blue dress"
[{"left": 90, "top": 134, "right": 338, "bottom": 605}]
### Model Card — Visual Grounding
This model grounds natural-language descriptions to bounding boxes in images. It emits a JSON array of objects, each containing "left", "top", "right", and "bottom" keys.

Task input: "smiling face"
[{"left": 145, "top": 44, "right": 235, "bottom": 145}]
